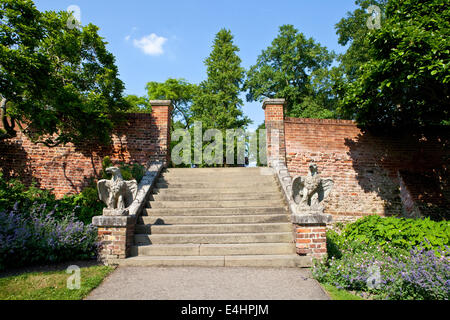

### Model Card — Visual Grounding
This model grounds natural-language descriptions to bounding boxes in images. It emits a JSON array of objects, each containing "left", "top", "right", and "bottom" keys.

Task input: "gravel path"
[{"left": 85, "top": 266, "right": 330, "bottom": 300}]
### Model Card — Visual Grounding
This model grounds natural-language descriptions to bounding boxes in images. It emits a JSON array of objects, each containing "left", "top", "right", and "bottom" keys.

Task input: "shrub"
[
  {"left": 0, "top": 173, "right": 104, "bottom": 225},
  {"left": 0, "top": 204, "right": 98, "bottom": 270},
  {"left": 313, "top": 216, "right": 450, "bottom": 300},
  {"left": 342, "top": 215, "right": 449, "bottom": 253},
  {"left": 101, "top": 156, "right": 146, "bottom": 183},
  {"left": 313, "top": 241, "right": 450, "bottom": 300}
]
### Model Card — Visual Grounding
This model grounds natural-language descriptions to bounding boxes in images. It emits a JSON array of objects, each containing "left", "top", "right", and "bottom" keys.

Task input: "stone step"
[
  {"left": 153, "top": 187, "right": 279, "bottom": 195},
  {"left": 130, "top": 243, "right": 296, "bottom": 256},
  {"left": 135, "top": 232, "right": 294, "bottom": 245},
  {"left": 135, "top": 223, "right": 292, "bottom": 235},
  {"left": 156, "top": 181, "right": 278, "bottom": 189},
  {"left": 149, "top": 199, "right": 284, "bottom": 208},
  {"left": 114, "top": 255, "right": 312, "bottom": 267},
  {"left": 140, "top": 214, "right": 289, "bottom": 225},
  {"left": 163, "top": 168, "right": 266, "bottom": 174},
  {"left": 150, "top": 192, "right": 282, "bottom": 201},
  {"left": 144, "top": 207, "right": 288, "bottom": 216},
  {"left": 158, "top": 176, "right": 275, "bottom": 184}
]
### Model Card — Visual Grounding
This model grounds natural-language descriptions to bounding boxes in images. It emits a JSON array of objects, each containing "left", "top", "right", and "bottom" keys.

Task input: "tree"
[
  {"left": 338, "top": 0, "right": 450, "bottom": 128},
  {"left": 244, "top": 25, "right": 336, "bottom": 118},
  {"left": 124, "top": 95, "right": 151, "bottom": 113},
  {"left": 146, "top": 78, "right": 197, "bottom": 128},
  {"left": 0, "top": 0, "right": 128, "bottom": 146},
  {"left": 335, "top": 0, "right": 388, "bottom": 83},
  {"left": 191, "top": 29, "right": 250, "bottom": 130}
]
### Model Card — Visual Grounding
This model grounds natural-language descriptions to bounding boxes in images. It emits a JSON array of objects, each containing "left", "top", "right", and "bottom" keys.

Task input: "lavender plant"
[
  {"left": 0, "top": 203, "right": 98, "bottom": 270},
  {"left": 313, "top": 236, "right": 450, "bottom": 300}
]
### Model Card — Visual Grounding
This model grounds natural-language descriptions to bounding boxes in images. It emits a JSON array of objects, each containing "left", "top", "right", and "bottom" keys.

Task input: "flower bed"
[
  {"left": 313, "top": 216, "right": 450, "bottom": 300},
  {"left": 0, "top": 204, "right": 98, "bottom": 271}
]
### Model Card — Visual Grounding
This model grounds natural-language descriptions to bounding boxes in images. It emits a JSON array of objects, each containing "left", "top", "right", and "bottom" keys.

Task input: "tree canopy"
[
  {"left": 244, "top": 24, "right": 336, "bottom": 119},
  {"left": 0, "top": 0, "right": 128, "bottom": 146},
  {"left": 191, "top": 28, "right": 250, "bottom": 130},
  {"left": 337, "top": 0, "right": 450, "bottom": 128},
  {"left": 146, "top": 78, "right": 197, "bottom": 128}
]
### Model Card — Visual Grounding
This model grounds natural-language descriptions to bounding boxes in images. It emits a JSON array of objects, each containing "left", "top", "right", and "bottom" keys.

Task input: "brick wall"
[
  {"left": 0, "top": 101, "right": 172, "bottom": 198},
  {"left": 264, "top": 101, "right": 449, "bottom": 222}
]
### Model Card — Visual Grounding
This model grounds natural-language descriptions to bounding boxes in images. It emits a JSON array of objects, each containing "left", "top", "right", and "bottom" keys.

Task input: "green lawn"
[
  {"left": 0, "top": 265, "right": 115, "bottom": 300},
  {"left": 320, "top": 283, "right": 365, "bottom": 300}
]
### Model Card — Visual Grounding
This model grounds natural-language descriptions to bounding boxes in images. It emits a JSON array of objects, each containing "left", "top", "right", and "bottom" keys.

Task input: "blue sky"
[{"left": 34, "top": 0, "right": 358, "bottom": 130}]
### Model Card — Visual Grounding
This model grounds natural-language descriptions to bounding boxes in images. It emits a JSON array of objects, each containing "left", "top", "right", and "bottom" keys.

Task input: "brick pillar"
[
  {"left": 150, "top": 100, "right": 173, "bottom": 166},
  {"left": 92, "top": 216, "right": 136, "bottom": 264},
  {"left": 262, "top": 98, "right": 286, "bottom": 167},
  {"left": 295, "top": 224, "right": 327, "bottom": 259}
]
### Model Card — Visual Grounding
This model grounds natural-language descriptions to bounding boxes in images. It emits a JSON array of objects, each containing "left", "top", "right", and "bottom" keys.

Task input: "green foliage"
[
  {"left": 244, "top": 24, "right": 337, "bottom": 119},
  {"left": 313, "top": 216, "right": 450, "bottom": 300},
  {"left": 101, "top": 156, "right": 145, "bottom": 183},
  {"left": 147, "top": 78, "right": 197, "bottom": 128},
  {"left": 337, "top": 0, "right": 450, "bottom": 128},
  {"left": 0, "top": 0, "right": 129, "bottom": 146},
  {"left": 191, "top": 29, "right": 250, "bottom": 130},
  {"left": 0, "top": 172, "right": 104, "bottom": 225},
  {"left": 124, "top": 95, "right": 151, "bottom": 113},
  {"left": 342, "top": 215, "right": 450, "bottom": 253}
]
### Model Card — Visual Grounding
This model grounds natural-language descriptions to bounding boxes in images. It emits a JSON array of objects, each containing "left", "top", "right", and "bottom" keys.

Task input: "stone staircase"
[{"left": 119, "top": 167, "right": 310, "bottom": 267}]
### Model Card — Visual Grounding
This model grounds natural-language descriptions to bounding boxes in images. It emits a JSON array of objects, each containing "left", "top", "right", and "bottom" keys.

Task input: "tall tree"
[
  {"left": 0, "top": 0, "right": 128, "bottom": 146},
  {"left": 338, "top": 0, "right": 450, "bottom": 128},
  {"left": 146, "top": 78, "right": 197, "bottom": 128},
  {"left": 244, "top": 25, "right": 336, "bottom": 118},
  {"left": 191, "top": 29, "right": 250, "bottom": 130},
  {"left": 124, "top": 95, "right": 151, "bottom": 113},
  {"left": 335, "top": 0, "right": 388, "bottom": 83}
]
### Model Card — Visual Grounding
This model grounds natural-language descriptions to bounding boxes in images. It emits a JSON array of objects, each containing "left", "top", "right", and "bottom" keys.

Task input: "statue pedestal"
[
  {"left": 102, "top": 208, "right": 129, "bottom": 216},
  {"left": 291, "top": 213, "right": 332, "bottom": 259}
]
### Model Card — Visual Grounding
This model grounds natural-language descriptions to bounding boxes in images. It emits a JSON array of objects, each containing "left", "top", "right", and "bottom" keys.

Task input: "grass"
[
  {"left": 320, "top": 283, "right": 365, "bottom": 300},
  {"left": 0, "top": 265, "right": 115, "bottom": 300}
]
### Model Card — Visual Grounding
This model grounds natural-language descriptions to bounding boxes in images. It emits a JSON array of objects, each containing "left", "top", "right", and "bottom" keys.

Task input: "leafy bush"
[
  {"left": 313, "top": 216, "right": 450, "bottom": 300},
  {"left": 313, "top": 240, "right": 450, "bottom": 300},
  {"left": 342, "top": 215, "right": 449, "bottom": 253},
  {"left": 0, "top": 204, "right": 98, "bottom": 270},
  {"left": 0, "top": 173, "right": 104, "bottom": 225},
  {"left": 101, "top": 156, "right": 146, "bottom": 183}
]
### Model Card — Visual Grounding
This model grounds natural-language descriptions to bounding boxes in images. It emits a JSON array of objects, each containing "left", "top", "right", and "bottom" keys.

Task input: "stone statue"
[
  {"left": 291, "top": 163, "right": 333, "bottom": 214},
  {"left": 97, "top": 167, "right": 138, "bottom": 216}
]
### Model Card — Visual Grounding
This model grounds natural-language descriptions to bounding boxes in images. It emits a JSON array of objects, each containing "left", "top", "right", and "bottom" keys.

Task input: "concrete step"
[
  {"left": 144, "top": 207, "right": 288, "bottom": 216},
  {"left": 156, "top": 181, "right": 278, "bottom": 189},
  {"left": 114, "top": 255, "right": 312, "bottom": 267},
  {"left": 163, "top": 168, "right": 267, "bottom": 174},
  {"left": 158, "top": 176, "right": 275, "bottom": 184},
  {"left": 130, "top": 243, "right": 296, "bottom": 256},
  {"left": 135, "top": 223, "right": 292, "bottom": 235},
  {"left": 140, "top": 214, "right": 290, "bottom": 225},
  {"left": 135, "top": 232, "right": 294, "bottom": 245},
  {"left": 150, "top": 199, "right": 284, "bottom": 208},
  {"left": 150, "top": 193, "right": 282, "bottom": 201},
  {"left": 153, "top": 187, "right": 279, "bottom": 195}
]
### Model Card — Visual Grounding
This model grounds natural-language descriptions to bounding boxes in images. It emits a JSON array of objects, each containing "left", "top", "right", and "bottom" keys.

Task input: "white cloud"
[
  {"left": 133, "top": 33, "right": 167, "bottom": 56},
  {"left": 124, "top": 35, "right": 130, "bottom": 41}
]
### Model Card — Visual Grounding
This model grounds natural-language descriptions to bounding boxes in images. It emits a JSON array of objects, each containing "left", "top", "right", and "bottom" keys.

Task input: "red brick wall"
[
  {"left": 0, "top": 104, "right": 171, "bottom": 198},
  {"left": 264, "top": 101, "right": 449, "bottom": 221},
  {"left": 283, "top": 118, "right": 448, "bottom": 219}
]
